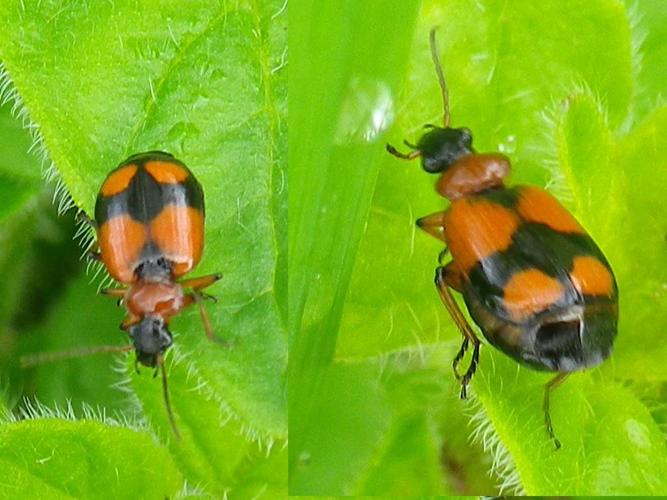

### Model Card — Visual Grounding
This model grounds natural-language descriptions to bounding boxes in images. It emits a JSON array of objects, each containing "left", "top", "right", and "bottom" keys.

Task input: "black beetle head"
[
  {"left": 129, "top": 317, "right": 173, "bottom": 367},
  {"left": 416, "top": 126, "right": 474, "bottom": 173}
]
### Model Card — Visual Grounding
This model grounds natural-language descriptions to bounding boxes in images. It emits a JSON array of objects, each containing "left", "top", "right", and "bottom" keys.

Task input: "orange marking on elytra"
[
  {"left": 98, "top": 214, "right": 147, "bottom": 283},
  {"left": 516, "top": 186, "right": 585, "bottom": 234},
  {"left": 100, "top": 165, "right": 138, "bottom": 197},
  {"left": 503, "top": 268, "right": 565, "bottom": 321},
  {"left": 144, "top": 161, "right": 189, "bottom": 184},
  {"left": 570, "top": 255, "right": 614, "bottom": 297},
  {"left": 150, "top": 205, "right": 204, "bottom": 277},
  {"left": 444, "top": 199, "right": 520, "bottom": 274}
]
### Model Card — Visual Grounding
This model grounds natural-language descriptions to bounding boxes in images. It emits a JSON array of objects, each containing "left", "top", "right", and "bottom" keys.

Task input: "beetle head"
[
  {"left": 129, "top": 317, "right": 173, "bottom": 367},
  {"left": 416, "top": 125, "right": 474, "bottom": 173}
]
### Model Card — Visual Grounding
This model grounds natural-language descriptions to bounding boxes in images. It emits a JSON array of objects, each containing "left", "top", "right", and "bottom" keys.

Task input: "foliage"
[
  {"left": 289, "top": 0, "right": 667, "bottom": 495},
  {"left": 0, "top": 0, "right": 287, "bottom": 497}
]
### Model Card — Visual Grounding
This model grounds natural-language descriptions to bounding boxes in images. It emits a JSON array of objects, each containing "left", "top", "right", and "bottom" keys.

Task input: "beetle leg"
[
  {"left": 120, "top": 314, "right": 141, "bottom": 331},
  {"left": 452, "top": 337, "right": 469, "bottom": 380},
  {"left": 182, "top": 292, "right": 225, "bottom": 345},
  {"left": 544, "top": 372, "right": 569, "bottom": 450},
  {"left": 437, "top": 247, "right": 449, "bottom": 265},
  {"left": 179, "top": 273, "right": 223, "bottom": 292},
  {"left": 101, "top": 287, "right": 127, "bottom": 306},
  {"left": 82, "top": 234, "right": 101, "bottom": 261},
  {"left": 86, "top": 250, "right": 101, "bottom": 261},
  {"left": 435, "top": 265, "right": 481, "bottom": 399},
  {"left": 76, "top": 211, "right": 97, "bottom": 230},
  {"left": 180, "top": 273, "right": 224, "bottom": 342},
  {"left": 461, "top": 340, "right": 481, "bottom": 400},
  {"left": 416, "top": 211, "right": 447, "bottom": 242},
  {"left": 442, "top": 260, "right": 464, "bottom": 292},
  {"left": 198, "top": 292, "right": 218, "bottom": 303},
  {"left": 192, "top": 292, "right": 216, "bottom": 342}
]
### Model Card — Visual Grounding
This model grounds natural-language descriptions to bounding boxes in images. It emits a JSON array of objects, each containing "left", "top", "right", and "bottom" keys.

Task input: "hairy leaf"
[
  {"left": 0, "top": 0, "right": 286, "bottom": 496},
  {"left": 0, "top": 419, "right": 182, "bottom": 498}
]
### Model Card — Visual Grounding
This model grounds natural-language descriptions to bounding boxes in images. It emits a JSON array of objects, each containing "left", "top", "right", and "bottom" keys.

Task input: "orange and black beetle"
[
  {"left": 94, "top": 151, "right": 221, "bottom": 435},
  {"left": 20, "top": 151, "right": 221, "bottom": 437},
  {"left": 387, "top": 30, "right": 618, "bottom": 449}
]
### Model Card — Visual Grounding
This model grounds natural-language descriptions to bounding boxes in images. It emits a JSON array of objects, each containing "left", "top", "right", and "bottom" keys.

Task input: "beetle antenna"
[
  {"left": 429, "top": 27, "right": 450, "bottom": 127},
  {"left": 20, "top": 344, "right": 133, "bottom": 368},
  {"left": 157, "top": 353, "right": 181, "bottom": 440}
]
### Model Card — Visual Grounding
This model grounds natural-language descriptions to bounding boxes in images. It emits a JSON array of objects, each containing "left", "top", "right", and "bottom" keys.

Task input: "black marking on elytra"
[
  {"left": 510, "top": 223, "right": 605, "bottom": 275},
  {"left": 466, "top": 223, "right": 610, "bottom": 322},
  {"left": 125, "top": 151, "right": 175, "bottom": 164},
  {"left": 475, "top": 185, "right": 522, "bottom": 209},
  {"left": 467, "top": 253, "right": 522, "bottom": 312},
  {"left": 95, "top": 164, "right": 203, "bottom": 225}
]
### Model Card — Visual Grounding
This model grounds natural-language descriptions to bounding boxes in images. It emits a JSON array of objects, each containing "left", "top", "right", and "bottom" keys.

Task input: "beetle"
[
  {"left": 386, "top": 29, "right": 618, "bottom": 449},
  {"left": 92, "top": 151, "right": 222, "bottom": 436},
  {"left": 22, "top": 151, "right": 221, "bottom": 439}
]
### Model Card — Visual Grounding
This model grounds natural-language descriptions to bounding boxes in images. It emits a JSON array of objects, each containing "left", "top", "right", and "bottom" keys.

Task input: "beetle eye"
[{"left": 459, "top": 127, "right": 472, "bottom": 145}]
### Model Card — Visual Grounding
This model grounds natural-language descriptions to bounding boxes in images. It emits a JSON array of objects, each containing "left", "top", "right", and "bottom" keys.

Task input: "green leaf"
[
  {"left": 0, "top": 0, "right": 286, "bottom": 496},
  {"left": 474, "top": 350, "right": 667, "bottom": 495},
  {"left": 291, "top": 0, "right": 667, "bottom": 495},
  {"left": 290, "top": 345, "right": 493, "bottom": 496},
  {"left": 289, "top": 362, "right": 393, "bottom": 495},
  {"left": 359, "top": 413, "right": 445, "bottom": 496},
  {"left": 0, "top": 419, "right": 182, "bottom": 499},
  {"left": 606, "top": 107, "right": 667, "bottom": 380},
  {"left": 288, "top": 0, "right": 421, "bottom": 484}
]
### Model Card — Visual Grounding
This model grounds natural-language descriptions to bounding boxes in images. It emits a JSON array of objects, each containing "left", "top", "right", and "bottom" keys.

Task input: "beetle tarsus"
[
  {"left": 544, "top": 372, "right": 568, "bottom": 451},
  {"left": 452, "top": 337, "right": 469, "bottom": 380},
  {"left": 459, "top": 339, "right": 480, "bottom": 400}
]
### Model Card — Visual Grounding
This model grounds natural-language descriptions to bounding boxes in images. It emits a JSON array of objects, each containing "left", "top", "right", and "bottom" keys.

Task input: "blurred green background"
[{"left": 290, "top": 0, "right": 667, "bottom": 496}]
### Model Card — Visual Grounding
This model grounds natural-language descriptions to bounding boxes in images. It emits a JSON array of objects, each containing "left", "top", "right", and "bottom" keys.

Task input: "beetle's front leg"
[{"left": 416, "top": 210, "right": 447, "bottom": 242}]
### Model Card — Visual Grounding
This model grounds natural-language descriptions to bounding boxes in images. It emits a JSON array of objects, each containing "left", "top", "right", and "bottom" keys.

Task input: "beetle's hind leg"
[
  {"left": 544, "top": 372, "right": 569, "bottom": 450},
  {"left": 180, "top": 273, "right": 224, "bottom": 344},
  {"left": 435, "top": 263, "right": 480, "bottom": 399},
  {"left": 452, "top": 337, "right": 469, "bottom": 380}
]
